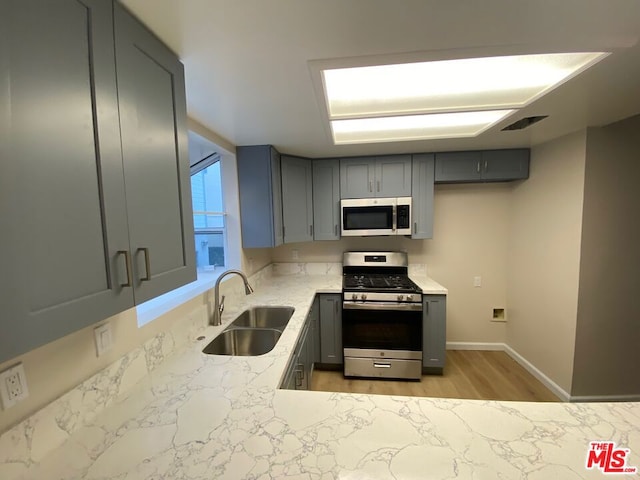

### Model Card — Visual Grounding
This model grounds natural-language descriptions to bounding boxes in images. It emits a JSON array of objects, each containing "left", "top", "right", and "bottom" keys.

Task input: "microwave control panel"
[{"left": 397, "top": 205, "right": 410, "bottom": 229}]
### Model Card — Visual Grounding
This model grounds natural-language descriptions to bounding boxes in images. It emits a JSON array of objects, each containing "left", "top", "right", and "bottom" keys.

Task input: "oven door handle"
[{"left": 343, "top": 301, "right": 423, "bottom": 312}]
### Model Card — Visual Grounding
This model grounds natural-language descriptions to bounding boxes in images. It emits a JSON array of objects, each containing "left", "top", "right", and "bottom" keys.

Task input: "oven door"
[
  {"left": 341, "top": 198, "right": 395, "bottom": 236},
  {"left": 342, "top": 302, "right": 422, "bottom": 356}
]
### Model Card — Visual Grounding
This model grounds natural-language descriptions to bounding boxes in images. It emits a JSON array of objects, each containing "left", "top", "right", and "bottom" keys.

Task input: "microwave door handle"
[{"left": 392, "top": 205, "right": 396, "bottom": 232}]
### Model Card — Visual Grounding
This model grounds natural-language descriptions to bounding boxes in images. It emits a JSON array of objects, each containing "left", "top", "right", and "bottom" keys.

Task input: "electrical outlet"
[
  {"left": 473, "top": 276, "right": 482, "bottom": 287},
  {"left": 0, "top": 363, "right": 29, "bottom": 409},
  {"left": 292, "top": 249, "right": 299, "bottom": 260}
]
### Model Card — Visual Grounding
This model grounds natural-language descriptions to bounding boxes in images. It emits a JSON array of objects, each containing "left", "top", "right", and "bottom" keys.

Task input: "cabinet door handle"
[
  {"left": 335, "top": 299, "right": 338, "bottom": 314},
  {"left": 477, "top": 161, "right": 481, "bottom": 173},
  {"left": 310, "top": 224, "right": 313, "bottom": 236},
  {"left": 391, "top": 205, "right": 396, "bottom": 232},
  {"left": 369, "top": 180, "right": 373, "bottom": 192},
  {"left": 334, "top": 224, "right": 338, "bottom": 236},
  {"left": 138, "top": 247, "right": 151, "bottom": 282},
  {"left": 414, "top": 222, "right": 417, "bottom": 234},
  {"left": 118, "top": 250, "right": 133, "bottom": 287},
  {"left": 484, "top": 160, "right": 488, "bottom": 171},
  {"left": 377, "top": 180, "right": 380, "bottom": 192}
]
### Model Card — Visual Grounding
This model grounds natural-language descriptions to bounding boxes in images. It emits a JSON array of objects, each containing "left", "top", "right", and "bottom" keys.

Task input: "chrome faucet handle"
[{"left": 219, "top": 295, "right": 225, "bottom": 315}]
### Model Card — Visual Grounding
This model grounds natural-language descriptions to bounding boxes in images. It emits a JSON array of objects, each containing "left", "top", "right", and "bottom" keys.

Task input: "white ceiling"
[{"left": 121, "top": 0, "right": 640, "bottom": 158}]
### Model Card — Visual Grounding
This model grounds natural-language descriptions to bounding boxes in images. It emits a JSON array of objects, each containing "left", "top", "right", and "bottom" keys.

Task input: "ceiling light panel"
[
  {"left": 323, "top": 52, "right": 608, "bottom": 119},
  {"left": 331, "top": 110, "right": 515, "bottom": 144}
]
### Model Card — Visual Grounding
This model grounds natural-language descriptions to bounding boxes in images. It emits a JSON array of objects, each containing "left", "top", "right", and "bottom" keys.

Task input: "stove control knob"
[
  {"left": 360, "top": 294, "right": 367, "bottom": 301},
  {"left": 397, "top": 295, "right": 404, "bottom": 301},
  {"left": 406, "top": 295, "right": 413, "bottom": 302},
  {"left": 351, "top": 293, "right": 358, "bottom": 301}
]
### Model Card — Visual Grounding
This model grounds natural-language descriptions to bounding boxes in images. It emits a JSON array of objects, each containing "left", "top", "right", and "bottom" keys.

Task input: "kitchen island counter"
[{"left": 3, "top": 268, "right": 639, "bottom": 479}]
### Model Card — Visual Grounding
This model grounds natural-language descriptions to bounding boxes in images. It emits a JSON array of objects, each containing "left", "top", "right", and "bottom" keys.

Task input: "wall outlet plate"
[
  {"left": 0, "top": 363, "right": 29, "bottom": 409},
  {"left": 94, "top": 323, "right": 113, "bottom": 357}
]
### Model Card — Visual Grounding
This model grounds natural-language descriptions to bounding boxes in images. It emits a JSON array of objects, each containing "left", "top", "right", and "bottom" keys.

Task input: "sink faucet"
[{"left": 211, "top": 269, "right": 254, "bottom": 326}]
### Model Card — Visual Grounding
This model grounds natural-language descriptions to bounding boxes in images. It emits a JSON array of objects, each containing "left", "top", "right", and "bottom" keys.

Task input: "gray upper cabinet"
[
  {"left": 435, "top": 149, "right": 529, "bottom": 183},
  {"left": 312, "top": 159, "right": 341, "bottom": 240},
  {"left": 1, "top": 0, "right": 133, "bottom": 364},
  {"left": 281, "top": 155, "right": 314, "bottom": 243},
  {"left": 114, "top": 3, "right": 195, "bottom": 304},
  {"left": 480, "top": 149, "right": 530, "bottom": 181},
  {"left": 237, "top": 145, "right": 284, "bottom": 248},
  {"left": 340, "top": 155, "right": 412, "bottom": 198},
  {"left": 1, "top": 1, "right": 195, "bottom": 364},
  {"left": 340, "top": 157, "right": 375, "bottom": 198},
  {"left": 411, "top": 154, "right": 435, "bottom": 239},
  {"left": 375, "top": 155, "right": 412, "bottom": 197},
  {"left": 423, "top": 294, "right": 447, "bottom": 373},
  {"left": 435, "top": 151, "right": 482, "bottom": 182}
]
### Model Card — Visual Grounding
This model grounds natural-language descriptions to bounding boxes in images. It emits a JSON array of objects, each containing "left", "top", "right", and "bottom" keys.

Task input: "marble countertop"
[{"left": 8, "top": 271, "right": 640, "bottom": 479}]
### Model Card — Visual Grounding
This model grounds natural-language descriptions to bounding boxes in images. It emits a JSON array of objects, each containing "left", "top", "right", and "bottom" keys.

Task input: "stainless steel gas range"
[{"left": 342, "top": 251, "right": 423, "bottom": 380}]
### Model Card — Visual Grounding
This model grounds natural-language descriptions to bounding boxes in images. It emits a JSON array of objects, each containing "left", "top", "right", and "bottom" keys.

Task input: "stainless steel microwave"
[{"left": 340, "top": 197, "right": 412, "bottom": 236}]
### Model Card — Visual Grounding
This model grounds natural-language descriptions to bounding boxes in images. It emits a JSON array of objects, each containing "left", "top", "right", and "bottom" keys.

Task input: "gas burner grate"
[{"left": 343, "top": 273, "right": 419, "bottom": 291}]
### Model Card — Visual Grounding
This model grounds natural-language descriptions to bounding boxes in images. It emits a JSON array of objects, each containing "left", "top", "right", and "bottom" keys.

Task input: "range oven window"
[
  {"left": 343, "top": 206, "right": 393, "bottom": 231},
  {"left": 342, "top": 307, "right": 422, "bottom": 351}
]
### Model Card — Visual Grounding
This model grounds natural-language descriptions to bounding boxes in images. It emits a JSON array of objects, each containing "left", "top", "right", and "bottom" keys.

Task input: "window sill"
[{"left": 136, "top": 270, "right": 223, "bottom": 327}]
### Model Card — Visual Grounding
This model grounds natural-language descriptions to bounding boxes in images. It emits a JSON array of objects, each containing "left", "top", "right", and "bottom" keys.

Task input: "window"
[
  {"left": 136, "top": 131, "right": 242, "bottom": 327},
  {"left": 191, "top": 156, "right": 226, "bottom": 271}
]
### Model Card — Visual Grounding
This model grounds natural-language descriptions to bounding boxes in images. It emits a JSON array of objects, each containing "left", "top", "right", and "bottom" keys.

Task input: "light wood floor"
[{"left": 311, "top": 350, "right": 560, "bottom": 402}]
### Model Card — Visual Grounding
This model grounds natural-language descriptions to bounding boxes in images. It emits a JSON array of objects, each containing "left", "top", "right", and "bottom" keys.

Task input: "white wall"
[
  {"left": 506, "top": 131, "right": 587, "bottom": 394},
  {"left": 273, "top": 182, "right": 513, "bottom": 344}
]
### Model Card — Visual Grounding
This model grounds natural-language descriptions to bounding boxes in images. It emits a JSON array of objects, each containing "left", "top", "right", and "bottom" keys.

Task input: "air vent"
[{"left": 502, "top": 115, "right": 548, "bottom": 131}]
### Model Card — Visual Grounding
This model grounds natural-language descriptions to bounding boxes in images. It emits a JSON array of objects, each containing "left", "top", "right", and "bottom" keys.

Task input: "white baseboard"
[
  {"left": 446, "top": 342, "right": 640, "bottom": 402},
  {"left": 446, "top": 342, "right": 505, "bottom": 351},
  {"left": 446, "top": 341, "right": 571, "bottom": 402},
  {"left": 569, "top": 394, "right": 640, "bottom": 403},
  {"left": 502, "top": 345, "right": 571, "bottom": 402}
]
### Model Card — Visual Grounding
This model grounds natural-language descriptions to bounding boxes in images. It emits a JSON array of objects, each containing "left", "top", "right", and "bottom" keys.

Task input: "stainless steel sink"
[
  {"left": 228, "top": 306, "right": 295, "bottom": 331},
  {"left": 202, "top": 328, "right": 282, "bottom": 356},
  {"left": 202, "top": 305, "right": 294, "bottom": 356}
]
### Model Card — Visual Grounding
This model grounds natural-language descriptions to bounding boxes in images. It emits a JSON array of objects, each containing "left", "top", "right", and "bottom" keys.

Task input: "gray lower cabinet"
[
  {"left": 0, "top": 1, "right": 194, "bottom": 364},
  {"left": 411, "top": 154, "right": 435, "bottom": 239},
  {"left": 319, "top": 294, "right": 343, "bottom": 365},
  {"left": 435, "top": 149, "right": 529, "bottom": 183},
  {"left": 281, "top": 155, "right": 314, "bottom": 243},
  {"left": 312, "top": 159, "right": 341, "bottom": 240},
  {"left": 237, "top": 145, "right": 284, "bottom": 248},
  {"left": 282, "top": 307, "right": 314, "bottom": 390},
  {"left": 423, "top": 295, "right": 447, "bottom": 373},
  {"left": 340, "top": 155, "right": 412, "bottom": 198},
  {"left": 309, "top": 297, "right": 321, "bottom": 365},
  {"left": 114, "top": 3, "right": 195, "bottom": 303}
]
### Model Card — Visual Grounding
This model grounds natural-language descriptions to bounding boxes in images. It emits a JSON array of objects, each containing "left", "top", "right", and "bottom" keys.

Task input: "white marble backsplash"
[
  {"left": 272, "top": 262, "right": 342, "bottom": 276},
  {"left": 408, "top": 263, "right": 427, "bottom": 277},
  {"left": 0, "top": 265, "right": 274, "bottom": 471}
]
